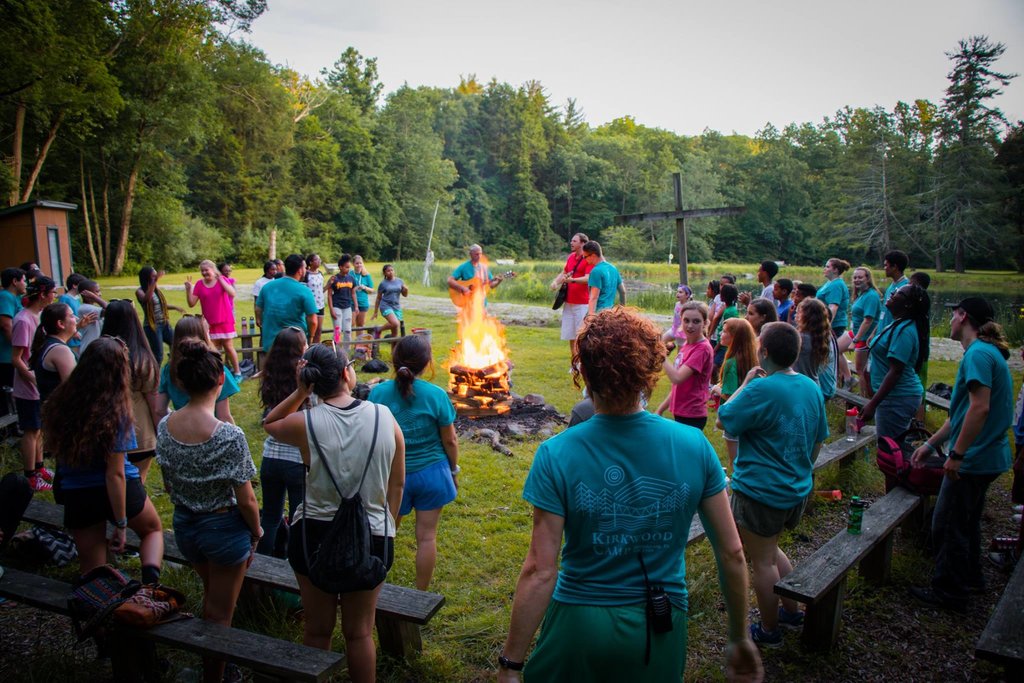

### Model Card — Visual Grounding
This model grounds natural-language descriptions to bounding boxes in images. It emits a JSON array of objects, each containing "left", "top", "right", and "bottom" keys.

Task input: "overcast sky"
[{"left": 246, "top": 0, "right": 1024, "bottom": 137}]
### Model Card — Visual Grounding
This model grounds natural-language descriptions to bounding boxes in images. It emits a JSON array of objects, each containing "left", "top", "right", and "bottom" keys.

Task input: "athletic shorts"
[
  {"left": 846, "top": 330, "right": 868, "bottom": 351},
  {"left": 63, "top": 478, "right": 147, "bottom": 529},
  {"left": 400, "top": 459, "right": 457, "bottom": 516},
  {"left": 730, "top": 489, "right": 806, "bottom": 538},
  {"left": 287, "top": 517, "right": 394, "bottom": 580},
  {"left": 381, "top": 308, "right": 404, "bottom": 322},
  {"left": 173, "top": 506, "right": 251, "bottom": 566},
  {"left": 560, "top": 303, "right": 588, "bottom": 341},
  {"left": 15, "top": 397, "right": 41, "bottom": 431}
]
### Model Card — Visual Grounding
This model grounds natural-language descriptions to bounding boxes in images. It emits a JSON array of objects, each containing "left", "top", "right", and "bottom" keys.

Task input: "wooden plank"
[
  {"left": 801, "top": 575, "right": 846, "bottom": 652},
  {"left": 22, "top": 500, "right": 445, "bottom": 624},
  {"left": 924, "top": 392, "right": 950, "bottom": 412},
  {"left": 687, "top": 517, "right": 705, "bottom": 546},
  {"left": 976, "top": 556, "right": 1024, "bottom": 669},
  {"left": 833, "top": 387, "right": 868, "bottom": 409},
  {"left": 615, "top": 206, "right": 745, "bottom": 223},
  {"left": 775, "top": 487, "right": 922, "bottom": 603},
  {"left": 0, "top": 565, "right": 71, "bottom": 614},
  {"left": 812, "top": 427, "right": 875, "bottom": 472}
]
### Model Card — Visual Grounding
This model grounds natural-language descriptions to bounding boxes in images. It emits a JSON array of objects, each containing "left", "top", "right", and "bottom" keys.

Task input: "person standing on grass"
[
  {"left": 77, "top": 279, "right": 108, "bottom": 354},
  {"left": 351, "top": 255, "right": 374, "bottom": 330},
  {"left": 758, "top": 260, "right": 779, "bottom": 302},
  {"left": 447, "top": 244, "right": 505, "bottom": 301},
  {"left": 327, "top": 254, "right": 360, "bottom": 346},
  {"left": 583, "top": 241, "right": 625, "bottom": 316},
  {"left": 839, "top": 267, "right": 882, "bottom": 397},
  {"left": 0, "top": 267, "right": 27, "bottom": 411},
  {"left": 859, "top": 284, "right": 929, "bottom": 441},
  {"left": 875, "top": 249, "right": 909, "bottom": 334},
  {"left": 711, "top": 283, "right": 740, "bottom": 382},
  {"left": 793, "top": 298, "right": 839, "bottom": 399},
  {"left": 30, "top": 303, "right": 79, "bottom": 406},
  {"left": 499, "top": 308, "right": 762, "bottom": 683},
  {"left": 744, "top": 297, "right": 778, "bottom": 336},
  {"left": 156, "top": 338, "right": 260, "bottom": 683},
  {"left": 553, "top": 232, "right": 595, "bottom": 359},
  {"left": 773, "top": 278, "right": 794, "bottom": 324},
  {"left": 712, "top": 317, "right": 759, "bottom": 468},
  {"left": 817, "top": 258, "right": 851, "bottom": 335},
  {"left": 909, "top": 298, "right": 1013, "bottom": 613},
  {"left": 662, "top": 284, "right": 693, "bottom": 350},
  {"left": 156, "top": 316, "right": 240, "bottom": 425},
  {"left": 656, "top": 301, "right": 714, "bottom": 430},
  {"left": 718, "top": 322, "right": 829, "bottom": 648},
  {"left": 264, "top": 344, "right": 405, "bottom": 683},
  {"left": 251, "top": 260, "right": 277, "bottom": 301},
  {"left": 136, "top": 266, "right": 184, "bottom": 366},
  {"left": 185, "top": 259, "right": 241, "bottom": 381},
  {"left": 304, "top": 253, "right": 326, "bottom": 344},
  {"left": 12, "top": 277, "right": 56, "bottom": 491},
  {"left": 45, "top": 337, "right": 164, "bottom": 585},
  {"left": 370, "top": 334, "right": 459, "bottom": 591},
  {"left": 372, "top": 264, "right": 408, "bottom": 339},
  {"left": 255, "top": 254, "right": 318, "bottom": 352}
]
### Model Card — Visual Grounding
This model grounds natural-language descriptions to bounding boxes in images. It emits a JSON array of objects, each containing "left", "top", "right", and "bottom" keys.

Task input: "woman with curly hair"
[
  {"left": 794, "top": 298, "right": 839, "bottom": 398},
  {"left": 657, "top": 301, "right": 715, "bottom": 430},
  {"left": 499, "top": 308, "right": 761, "bottom": 682},
  {"left": 369, "top": 334, "right": 459, "bottom": 591},
  {"left": 861, "top": 284, "right": 930, "bottom": 440},
  {"left": 101, "top": 301, "right": 161, "bottom": 483},
  {"left": 838, "top": 267, "right": 882, "bottom": 397},
  {"left": 155, "top": 316, "right": 240, "bottom": 425},
  {"left": 156, "top": 339, "right": 259, "bottom": 683},
  {"left": 256, "top": 326, "right": 308, "bottom": 557},
  {"left": 44, "top": 336, "right": 164, "bottom": 582},
  {"left": 714, "top": 317, "right": 759, "bottom": 467}
]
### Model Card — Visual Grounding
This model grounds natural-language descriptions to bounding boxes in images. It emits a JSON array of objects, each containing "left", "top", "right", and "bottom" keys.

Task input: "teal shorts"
[
  {"left": 381, "top": 308, "right": 403, "bottom": 321},
  {"left": 524, "top": 600, "right": 688, "bottom": 681}
]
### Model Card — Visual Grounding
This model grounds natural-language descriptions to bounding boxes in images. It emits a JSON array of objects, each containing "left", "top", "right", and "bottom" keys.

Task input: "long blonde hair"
[{"left": 852, "top": 266, "right": 881, "bottom": 301}]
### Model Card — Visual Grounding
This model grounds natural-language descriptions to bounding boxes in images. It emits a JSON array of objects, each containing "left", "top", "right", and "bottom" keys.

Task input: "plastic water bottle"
[
  {"left": 845, "top": 408, "right": 860, "bottom": 441},
  {"left": 847, "top": 496, "right": 866, "bottom": 534},
  {"left": 249, "top": 316, "right": 255, "bottom": 331},
  {"left": 241, "top": 317, "right": 248, "bottom": 335}
]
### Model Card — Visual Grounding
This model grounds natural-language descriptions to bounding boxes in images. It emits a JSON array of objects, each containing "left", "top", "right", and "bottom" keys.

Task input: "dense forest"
[{"left": 2, "top": 1, "right": 1022, "bottom": 274}]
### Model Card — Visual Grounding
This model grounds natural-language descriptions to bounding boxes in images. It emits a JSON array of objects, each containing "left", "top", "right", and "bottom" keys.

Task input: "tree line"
[{"left": 1, "top": 2, "right": 1021, "bottom": 274}]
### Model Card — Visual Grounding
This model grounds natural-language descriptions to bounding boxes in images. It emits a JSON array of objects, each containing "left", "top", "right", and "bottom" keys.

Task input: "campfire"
[{"left": 447, "top": 263, "right": 513, "bottom": 416}]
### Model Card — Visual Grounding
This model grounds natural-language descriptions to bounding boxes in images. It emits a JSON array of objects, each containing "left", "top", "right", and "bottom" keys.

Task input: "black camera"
[{"left": 646, "top": 585, "right": 673, "bottom": 634}]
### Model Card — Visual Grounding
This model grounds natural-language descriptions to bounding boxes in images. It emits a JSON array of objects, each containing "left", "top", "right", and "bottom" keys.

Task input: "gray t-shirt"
[
  {"left": 156, "top": 418, "right": 256, "bottom": 512},
  {"left": 378, "top": 278, "right": 405, "bottom": 311},
  {"left": 77, "top": 303, "right": 104, "bottom": 353}
]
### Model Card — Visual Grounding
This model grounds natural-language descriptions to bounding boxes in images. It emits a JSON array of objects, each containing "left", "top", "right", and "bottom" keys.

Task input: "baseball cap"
[{"left": 945, "top": 297, "right": 994, "bottom": 326}]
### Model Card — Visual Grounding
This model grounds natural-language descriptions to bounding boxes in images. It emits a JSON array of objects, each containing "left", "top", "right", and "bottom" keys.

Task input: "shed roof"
[{"left": 0, "top": 200, "right": 78, "bottom": 219}]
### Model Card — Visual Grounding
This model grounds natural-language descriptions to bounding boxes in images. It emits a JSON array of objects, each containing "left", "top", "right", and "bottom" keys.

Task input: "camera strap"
[{"left": 639, "top": 553, "right": 653, "bottom": 666}]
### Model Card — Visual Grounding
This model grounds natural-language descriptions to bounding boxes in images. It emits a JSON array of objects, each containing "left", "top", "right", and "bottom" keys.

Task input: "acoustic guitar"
[{"left": 448, "top": 270, "right": 516, "bottom": 307}]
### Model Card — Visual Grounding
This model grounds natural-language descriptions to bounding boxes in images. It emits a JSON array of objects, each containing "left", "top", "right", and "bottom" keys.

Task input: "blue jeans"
[
  {"left": 874, "top": 393, "right": 920, "bottom": 441},
  {"left": 144, "top": 322, "right": 173, "bottom": 365},
  {"left": 257, "top": 458, "right": 306, "bottom": 557},
  {"left": 931, "top": 471, "right": 999, "bottom": 597}
]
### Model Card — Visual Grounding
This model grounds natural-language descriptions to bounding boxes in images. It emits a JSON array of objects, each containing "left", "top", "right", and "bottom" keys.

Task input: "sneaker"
[
  {"left": 988, "top": 550, "right": 1018, "bottom": 572},
  {"left": 1013, "top": 504, "right": 1023, "bottom": 514},
  {"left": 777, "top": 606, "right": 805, "bottom": 630},
  {"left": 27, "top": 473, "right": 52, "bottom": 492},
  {"left": 749, "top": 622, "right": 783, "bottom": 648},
  {"left": 908, "top": 585, "right": 967, "bottom": 614},
  {"left": 36, "top": 466, "right": 54, "bottom": 483}
]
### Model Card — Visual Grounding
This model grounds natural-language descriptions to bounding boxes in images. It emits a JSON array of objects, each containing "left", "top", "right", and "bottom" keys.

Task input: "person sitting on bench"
[{"left": 718, "top": 322, "right": 829, "bottom": 648}]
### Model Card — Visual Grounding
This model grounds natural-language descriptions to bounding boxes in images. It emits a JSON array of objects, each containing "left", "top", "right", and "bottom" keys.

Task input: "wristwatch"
[
  {"left": 948, "top": 449, "right": 965, "bottom": 461},
  {"left": 115, "top": 518, "right": 128, "bottom": 529},
  {"left": 498, "top": 655, "right": 524, "bottom": 671},
  {"left": 451, "top": 464, "right": 462, "bottom": 476}
]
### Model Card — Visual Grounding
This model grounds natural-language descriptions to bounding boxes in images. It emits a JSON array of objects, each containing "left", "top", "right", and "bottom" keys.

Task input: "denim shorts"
[
  {"left": 173, "top": 506, "right": 252, "bottom": 566},
  {"left": 400, "top": 459, "right": 457, "bottom": 516}
]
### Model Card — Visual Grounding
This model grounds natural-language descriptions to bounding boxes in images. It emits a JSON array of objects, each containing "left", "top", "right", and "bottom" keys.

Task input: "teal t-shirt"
[
  {"left": 0, "top": 289, "right": 23, "bottom": 363},
  {"left": 868, "top": 320, "right": 922, "bottom": 398},
  {"left": 523, "top": 411, "right": 724, "bottom": 608},
  {"left": 256, "top": 277, "right": 318, "bottom": 352},
  {"left": 817, "top": 278, "right": 849, "bottom": 330},
  {"left": 451, "top": 260, "right": 491, "bottom": 283},
  {"left": 719, "top": 372, "right": 829, "bottom": 509},
  {"left": 353, "top": 272, "right": 374, "bottom": 310},
  {"left": 949, "top": 340, "right": 1013, "bottom": 475},
  {"left": 587, "top": 261, "right": 622, "bottom": 312},
  {"left": 159, "top": 362, "right": 240, "bottom": 410},
  {"left": 876, "top": 276, "right": 908, "bottom": 332},
  {"left": 850, "top": 289, "right": 881, "bottom": 341},
  {"left": 369, "top": 378, "right": 455, "bottom": 474}
]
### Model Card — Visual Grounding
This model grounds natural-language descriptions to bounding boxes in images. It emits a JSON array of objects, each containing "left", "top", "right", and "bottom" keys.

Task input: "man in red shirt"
[{"left": 553, "top": 233, "right": 594, "bottom": 362}]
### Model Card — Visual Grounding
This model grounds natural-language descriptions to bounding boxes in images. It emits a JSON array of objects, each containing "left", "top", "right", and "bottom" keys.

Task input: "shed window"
[{"left": 47, "top": 226, "right": 63, "bottom": 287}]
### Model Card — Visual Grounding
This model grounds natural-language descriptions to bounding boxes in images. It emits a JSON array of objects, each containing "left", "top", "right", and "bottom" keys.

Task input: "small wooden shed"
[{"left": 0, "top": 200, "right": 76, "bottom": 287}]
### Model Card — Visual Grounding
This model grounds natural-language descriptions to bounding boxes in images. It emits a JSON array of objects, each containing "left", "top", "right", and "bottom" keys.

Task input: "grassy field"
[{"left": 1, "top": 266, "right": 1020, "bottom": 681}]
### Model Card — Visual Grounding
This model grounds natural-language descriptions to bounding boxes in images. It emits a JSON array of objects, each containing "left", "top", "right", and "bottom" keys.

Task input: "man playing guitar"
[{"left": 447, "top": 244, "right": 509, "bottom": 306}]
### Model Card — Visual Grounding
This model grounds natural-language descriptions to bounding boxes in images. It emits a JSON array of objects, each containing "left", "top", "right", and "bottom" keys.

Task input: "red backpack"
[{"left": 876, "top": 426, "right": 945, "bottom": 496}]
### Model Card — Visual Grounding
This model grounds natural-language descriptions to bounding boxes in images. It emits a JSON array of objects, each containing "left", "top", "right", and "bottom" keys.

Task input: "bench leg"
[
  {"left": 860, "top": 533, "right": 895, "bottom": 584},
  {"left": 801, "top": 575, "right": 846, "bottom": 652},
  {"left": 110, "top": 633, "right": 158, "bottom": 682},
  {"left": 376, "top": 617, "right": 422, "bottom": 659}
]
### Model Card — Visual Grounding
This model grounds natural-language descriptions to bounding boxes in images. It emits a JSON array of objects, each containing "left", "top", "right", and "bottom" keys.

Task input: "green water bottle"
[{"left": 847, "top": 496, "right": 866, "bottom": 534}]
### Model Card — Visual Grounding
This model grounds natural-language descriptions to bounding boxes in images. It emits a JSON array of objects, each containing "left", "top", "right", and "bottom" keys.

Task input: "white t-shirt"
[{"left": 251, "top": 276, "right": 272, "bottom": 300}]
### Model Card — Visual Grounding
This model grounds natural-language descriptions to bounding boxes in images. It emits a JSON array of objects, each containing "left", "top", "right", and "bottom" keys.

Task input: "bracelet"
[
  {"left": 923, "top": 441, "right": 936, "bottom": 454},
  {"left": 115, "top": 518, "right": 128, "bottom": 529},
  {"left": 451, "top": 464, "right": 461, "bottom": 475}
]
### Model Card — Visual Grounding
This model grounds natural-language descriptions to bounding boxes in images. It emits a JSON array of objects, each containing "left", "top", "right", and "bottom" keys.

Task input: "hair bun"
[
  {"left": 396, "top": 366, "right": 414, "bottom": 379},
  {"left": 300, "top": 362, "right": 322, "bottom": 385}
]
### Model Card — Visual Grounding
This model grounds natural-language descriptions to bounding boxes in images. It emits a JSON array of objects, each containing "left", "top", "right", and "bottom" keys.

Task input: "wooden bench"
[
  {"left": 834, "top": 386, "right": 950, "bottom": 414},
  {"left": 774, "top": 486, "right": 924, "bottom": 651},
  {"left": 812, "top": 426, "right": 876, "bottom": 472},
  {"left": 237, "top": 322, "right": 425, "bottom": 368},
  {"left": 976, "top": 556, "right": 1024, "bottom": 677},
  {"left": 0, "top": 565, "right": 345, "bottom": 682},
  {"left": 22, "top": 499, "right": 444, "bottom": 658}
]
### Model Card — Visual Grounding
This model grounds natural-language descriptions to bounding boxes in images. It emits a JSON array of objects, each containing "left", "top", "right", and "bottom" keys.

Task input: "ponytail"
[
  {"left": 977, "top": 321, "right": 1011, "bottom": 359},
  {"left": 392, "top": 334, "right": 433, "bottom": 399}
]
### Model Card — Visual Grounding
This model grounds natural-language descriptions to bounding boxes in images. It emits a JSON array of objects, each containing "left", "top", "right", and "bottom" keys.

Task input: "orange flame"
[{"left": 447, "top": 257, "right": 510, "bottom": 371}]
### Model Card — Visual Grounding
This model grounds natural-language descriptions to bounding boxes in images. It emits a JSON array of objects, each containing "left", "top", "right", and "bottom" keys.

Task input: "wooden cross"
[{"left": 615, "top": 172, "right": 745, "bottom": 286}]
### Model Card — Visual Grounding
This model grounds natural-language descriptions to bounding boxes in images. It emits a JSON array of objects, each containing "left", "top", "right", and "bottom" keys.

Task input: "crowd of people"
[{"left": 0, "top": 242, "right": 1019, "bottom": 683}]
